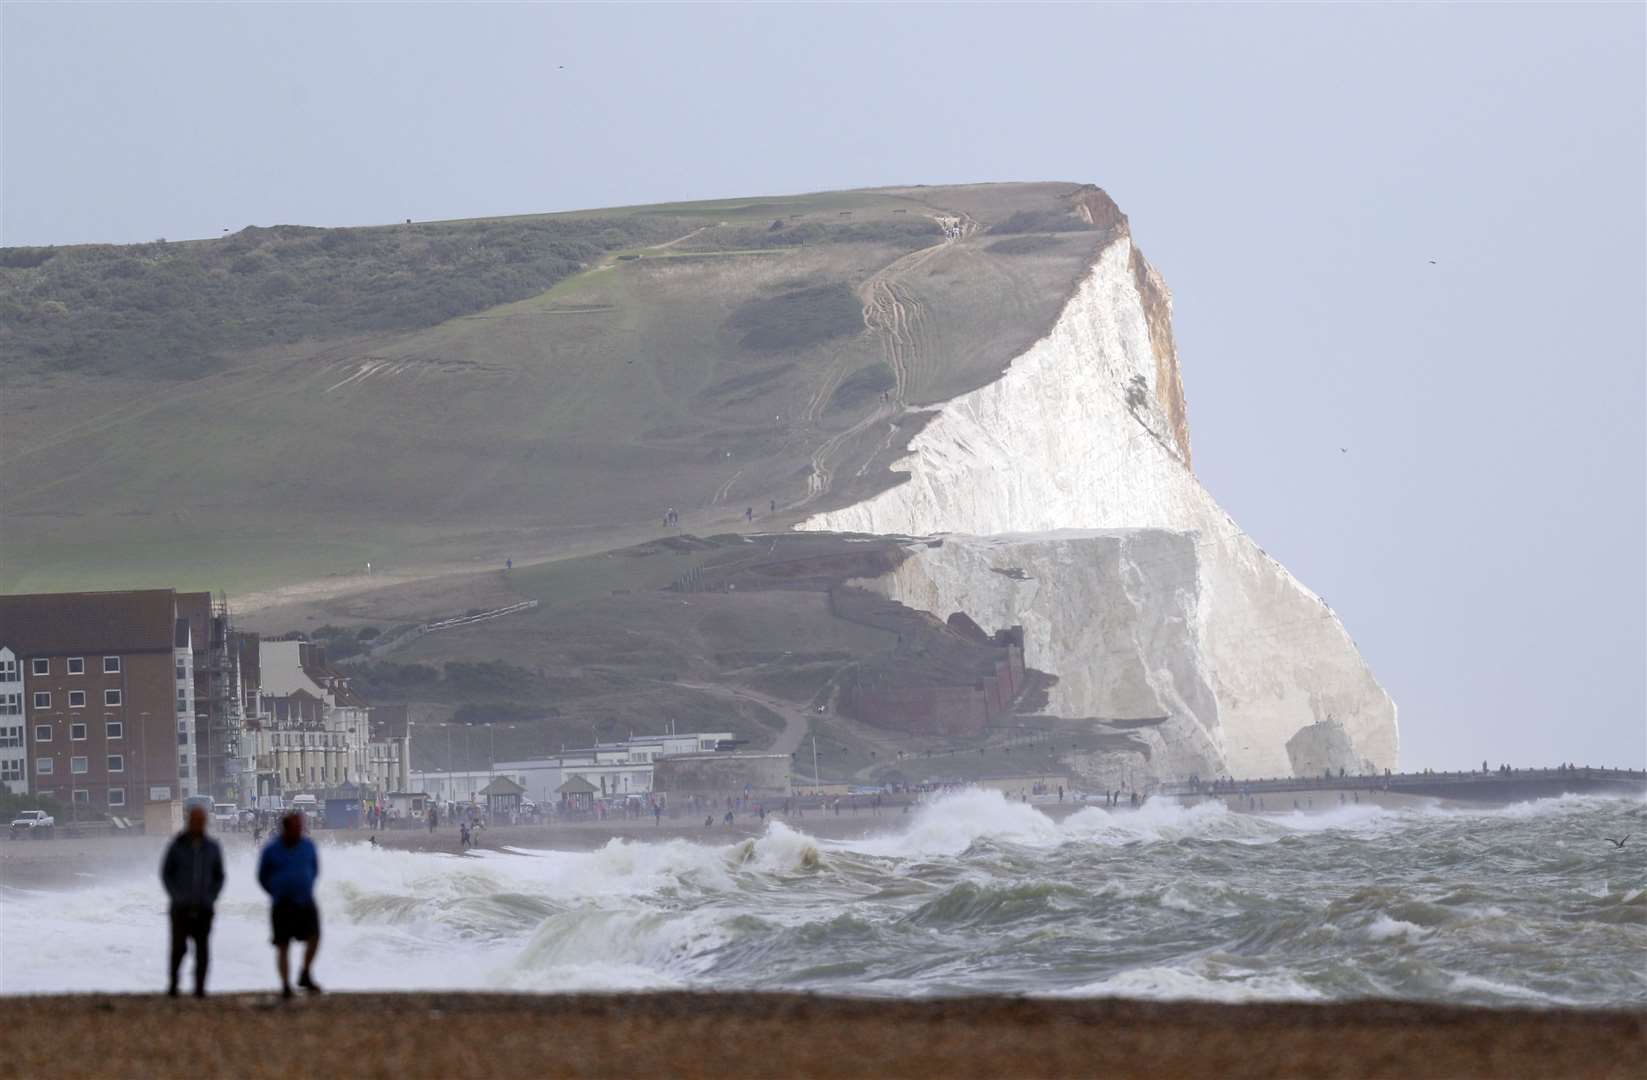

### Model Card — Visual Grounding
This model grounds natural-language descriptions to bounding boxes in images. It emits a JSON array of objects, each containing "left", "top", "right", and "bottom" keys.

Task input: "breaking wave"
[{"left": 2, "top": 789, "right": 1643, "bottom": 1006}]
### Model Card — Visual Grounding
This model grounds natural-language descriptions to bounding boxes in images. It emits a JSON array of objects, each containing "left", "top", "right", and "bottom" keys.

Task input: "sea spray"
[{"left": 2, "top": 789, "right": 1642, "bottom": 1005}]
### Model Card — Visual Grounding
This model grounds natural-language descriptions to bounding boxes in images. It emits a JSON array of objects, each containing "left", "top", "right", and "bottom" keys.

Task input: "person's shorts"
[{"left": 270, "top": 900, "right": 320, "bottom": 946}]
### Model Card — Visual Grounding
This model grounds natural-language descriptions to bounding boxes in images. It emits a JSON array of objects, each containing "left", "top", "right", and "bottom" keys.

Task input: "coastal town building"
[
  {"left": 0, "top": 590, "right": 195, "bottom": 831},
  {"left": 248, "top": 638, "right": 406, "bottom": 803},
  {"left": 0, "top": 647, "right": 27, "bottom": 795},
  {"left": 413, "top": 731, "right": 736, "bottom": 806}
]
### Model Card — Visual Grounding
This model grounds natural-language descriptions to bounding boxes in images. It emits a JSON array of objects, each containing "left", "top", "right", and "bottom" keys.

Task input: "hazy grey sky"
[{"left": 4, "top": 3, "right": 1642, "bottom": 769}]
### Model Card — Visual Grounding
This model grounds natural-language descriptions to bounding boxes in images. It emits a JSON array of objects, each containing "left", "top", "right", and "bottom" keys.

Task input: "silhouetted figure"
[
  {"left": 161, "top": 805, "right": 225, "bottom": 998},
  {"left": 259, "top": 812, "right": 322, "bottom": 998}
]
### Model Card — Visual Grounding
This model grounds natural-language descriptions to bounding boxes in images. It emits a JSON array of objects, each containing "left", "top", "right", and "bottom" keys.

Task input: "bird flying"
[{"left": 1604, "top": 836, "right": 1630, "bottom": 848}]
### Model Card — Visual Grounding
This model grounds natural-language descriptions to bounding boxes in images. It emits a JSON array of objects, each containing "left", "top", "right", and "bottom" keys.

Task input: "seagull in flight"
[
  {"left": 1604, "top": 835, "right": 1630, "bottom": 848},
  {"left": 1428, "top": 259, "right": 1437, "bottom": 265},
  {"left": 1339, "top": 447, "right": 1349, "bottom": 454}
]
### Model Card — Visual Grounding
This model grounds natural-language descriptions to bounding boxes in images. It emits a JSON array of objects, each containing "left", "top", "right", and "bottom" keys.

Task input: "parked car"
[
  {"left": 9, "top": 810, "right": 55, "bottom": 838},
  {"left": 213, "top": 803, "right": 238, "bottom": 829}
]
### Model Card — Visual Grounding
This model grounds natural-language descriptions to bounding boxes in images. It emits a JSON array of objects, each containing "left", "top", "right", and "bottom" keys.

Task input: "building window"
[
  {"left": 71, "top": 756, "right": 88, "bottom": 775},
  {"left": 67, "top": 657, "right": 84, "bottom": 675},
  {"left": 0, "top": 657, "right": 16, "bottom": 680},
  {"left": 0, "top": 725, "right": 20, "bottom": 748},
  {"left": 68, "top": 690, "right": 86, "bottom": 708},
  {"left": 0, "top": 692, "right": 19, "bottom": 716},
  {"left": 176, "top": 660, "right": 187, "bottom": 681},
  {"left": 32, "top": 692, "right": 50, "bottom": 710},
  {"left": 33, "top": 724, "right": 51, "bottom": 743},
  {"left": 106, "top": 721, "right": 123, "bottom": 739},
  {"left": 108, "top": 754, "right": 124, "bottom": 773},
  {"left": 108, "top": 787, "right": 126, "bottom": 807},
  {"left": 35, "top": 757, "right": 53, "bottom": 776},
  {"left": 178, "top": 732, "right": 189, "bottom": 746},
  {"left": 32, "top": 658, "right": 49, "bottom": 676},
  {"left": 104, "top": 689, "right": 122, "bottom": 707},
  {"left": 1, "top": 759, "right": 23, "bottom": 782},
  {"left": 73, "top": 789, "right": 90, "bottom": 804},
  {"left": 177, "top": 690, "right": 188, "bottom": 712},
  {"left": 103, "top": 656, "right": 121, "bottom": 674},
  {"left": 70, "top": 723, "right": 87, "bottom": 741}
]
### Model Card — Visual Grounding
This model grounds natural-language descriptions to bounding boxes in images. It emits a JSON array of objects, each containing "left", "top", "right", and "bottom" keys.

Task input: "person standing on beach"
[
  {"left": 160, "top": 804, "right": 225, "bottom": 998},
  {"left": 258, "top": 812, "right": 322, "bottom": 999}
]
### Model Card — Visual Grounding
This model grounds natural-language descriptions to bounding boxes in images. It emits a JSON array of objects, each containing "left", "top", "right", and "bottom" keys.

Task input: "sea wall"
[
  {"left": 803, "top": 232, "right": 1397, "bottom": 779},
  {"left": 653, "top": 753, "right": 792, "bottom": 798}
]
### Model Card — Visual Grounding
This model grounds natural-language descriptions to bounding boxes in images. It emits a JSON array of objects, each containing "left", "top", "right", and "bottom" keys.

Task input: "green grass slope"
[{"left": 1, "top": 182, "right": 1113, "bottom": 594}]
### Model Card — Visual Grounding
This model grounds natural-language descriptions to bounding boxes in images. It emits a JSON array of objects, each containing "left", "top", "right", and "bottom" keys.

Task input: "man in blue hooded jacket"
[{"left": 258, "top": 810, "right": 322, "bottom": 997}]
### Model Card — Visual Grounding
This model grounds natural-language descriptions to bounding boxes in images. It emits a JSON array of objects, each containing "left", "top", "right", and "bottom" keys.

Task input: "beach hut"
[
  {"left": 558, "top": 775, "right": 597, "bottom": 816},
  {"left": 480, "top": 776, "right": 526, "bottom": 822}
]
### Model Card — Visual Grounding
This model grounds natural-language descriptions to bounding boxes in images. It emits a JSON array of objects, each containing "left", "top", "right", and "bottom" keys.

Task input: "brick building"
[{"left": 0, "top": 590, "right": 193, "bottom": 832}]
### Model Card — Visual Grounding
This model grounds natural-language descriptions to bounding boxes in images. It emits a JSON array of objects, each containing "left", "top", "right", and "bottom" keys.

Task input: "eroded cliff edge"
[{"left": 799, "top": 206, "right": 1397, "bottom": 780}]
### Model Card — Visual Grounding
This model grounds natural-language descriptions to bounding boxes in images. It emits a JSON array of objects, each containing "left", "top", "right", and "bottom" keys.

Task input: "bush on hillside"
[
  {"left": 0, "top": 214, "right": 685, "bottom": 377},
  {"left": 728, "top": 282, "right": 863, "bottom": 352},
  {"left": 989, "top": 209, "right": 1096, "bottom": 235}
]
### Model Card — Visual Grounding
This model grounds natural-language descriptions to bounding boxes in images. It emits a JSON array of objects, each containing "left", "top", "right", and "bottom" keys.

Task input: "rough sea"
[{"left": 3, "top": 790, "right": 1643, "bottom": 1005}]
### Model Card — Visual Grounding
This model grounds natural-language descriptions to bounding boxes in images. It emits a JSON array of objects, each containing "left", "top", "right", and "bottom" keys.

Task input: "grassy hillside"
[{"left": 1, "top": 182, "right": 1113, "bottom": 594}]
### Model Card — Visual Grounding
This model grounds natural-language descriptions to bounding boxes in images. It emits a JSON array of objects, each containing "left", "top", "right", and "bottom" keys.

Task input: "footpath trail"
[{"left": 670, "top": 680, "right": 814, "bottom": 755}]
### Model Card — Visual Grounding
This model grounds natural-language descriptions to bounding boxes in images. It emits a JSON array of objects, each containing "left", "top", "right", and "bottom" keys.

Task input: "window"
[
  {"left": 70, "top": 756, "right": 88, "bottom": 775},
  {"left": 0, "top": 657, "right": 17, "bottom": 680},
  {"left": 102, "top": 656, "right": 120, "bottom": 674},
  {"left": 0, "top": 693, "right": 19, "bottom": 716},
  {"left": 33, "top": 724, "right": 51, "bottom": 743},
  {"left": 32, "top": 692, "right": 50, "bottom": 709},
  {"left": 106, "top": 721, "right": 123, "bottom": 739},
  {"left": 107, "top": 754, "right": 124, "bottom": 773},
  {"left": 32, "top": 658, "right": 49, "bottom": 676},
  {"left": 176, "top": 660, "right": 187, "bottom": 681},
  {"left": 72, "top": 789, "right": 89, "bottom": 804},
  {"left": 68, "top": 690, "right": 86, "bottom": 708},
  {"left": 104, "top": 689, "right": 122, "bottom": 707},
  {"left": 35, "top": 757, "right": 52, "bottom": 776},
  {"left": 0, "top": 725, "right": 20, "bottom": 748},
  {"left": 108, "top": 787, "right": 126, "bottom": 807},
  {"left": 176, "top": 689, "right": 188, "bottom": 712},
  {"left": 70, "top": 723, "right": 87, "bottom": 741},
  {"left": 1, "top": 760, "right": 22, "bottom": 782},
  {"left": 178, "top": 732, "right": 189, "bottom": 746},
  {"left": 67, "top": 657, "right": 84, "bottom": 675}
]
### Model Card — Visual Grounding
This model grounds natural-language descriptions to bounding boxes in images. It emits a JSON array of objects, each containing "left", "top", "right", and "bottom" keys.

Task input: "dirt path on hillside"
[
  {"left": 671, "top": 681, "right": 814, "bottom": 755},
  {"left": 800, "top": 207, "right": 977, "bottom": 509}
]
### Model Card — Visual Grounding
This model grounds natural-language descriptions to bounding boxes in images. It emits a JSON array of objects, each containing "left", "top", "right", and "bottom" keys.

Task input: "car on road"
[{"left": 9, "top": 810, "right": 55, "bottom": 838}]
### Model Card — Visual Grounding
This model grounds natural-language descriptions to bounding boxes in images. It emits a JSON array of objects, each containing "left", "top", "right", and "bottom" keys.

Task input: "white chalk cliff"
[{"left": 800, "top": 222, "right": 1397, "bottom": 780}]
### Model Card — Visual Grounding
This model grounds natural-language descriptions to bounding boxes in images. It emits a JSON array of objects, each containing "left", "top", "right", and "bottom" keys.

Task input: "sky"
[{"left": 3, "top": 3, "right": 1643, "bottom": 770}]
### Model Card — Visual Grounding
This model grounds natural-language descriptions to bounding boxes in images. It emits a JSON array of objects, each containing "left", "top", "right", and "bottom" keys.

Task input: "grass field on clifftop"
[{"left": 1, "top": 183, "right": 1109, "bottom": 595}]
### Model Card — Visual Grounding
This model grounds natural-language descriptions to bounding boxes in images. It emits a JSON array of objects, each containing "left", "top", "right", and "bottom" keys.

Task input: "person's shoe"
[
  {"left": 298, "top": 971, "right": 322, "bottom": 994},
  {"left": 167, "top": 985, "right": 179, "bottom": 998},
  {"left": 193, "top": 987, "right": 206, "bottom": 999},
  {"left": 281, "top": 985, "right": 294, "bottom": 1000}
]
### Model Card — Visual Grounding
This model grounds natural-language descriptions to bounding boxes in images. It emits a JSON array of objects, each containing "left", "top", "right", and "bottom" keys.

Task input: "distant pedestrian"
[
  {"left": 745, "top": 507, "right": 753, "bottom": 522},
  {"left": 506, "top": 557, "right": 513, "bottom": 572},
  {"left": 769, "top": 500, "right": 776, "bottom": 514},
  {"left": 704, "top": 815, "right": 714, "bottom": 829},
  {"left": 460, "top": 822, "right": 471, "bottom": 847},
  {"left": 258, "top": 812, "right": 323, "bottom": 998},
  {"left": 160, "top": 805, "right": 225, "bottom": 998},
  {"left": 428, "top": 807, "right": 438, "bottom": 834}
]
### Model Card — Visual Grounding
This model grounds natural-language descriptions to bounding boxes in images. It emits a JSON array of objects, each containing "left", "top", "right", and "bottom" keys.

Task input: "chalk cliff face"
[{"left": 803, "top": 224, "right": 1397, "bottom": 779}]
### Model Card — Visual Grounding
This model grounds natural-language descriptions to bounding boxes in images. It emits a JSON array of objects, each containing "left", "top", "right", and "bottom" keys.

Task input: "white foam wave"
[{"left": 1050, "top": 965, "right": 1324, "bottom": 1003}]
